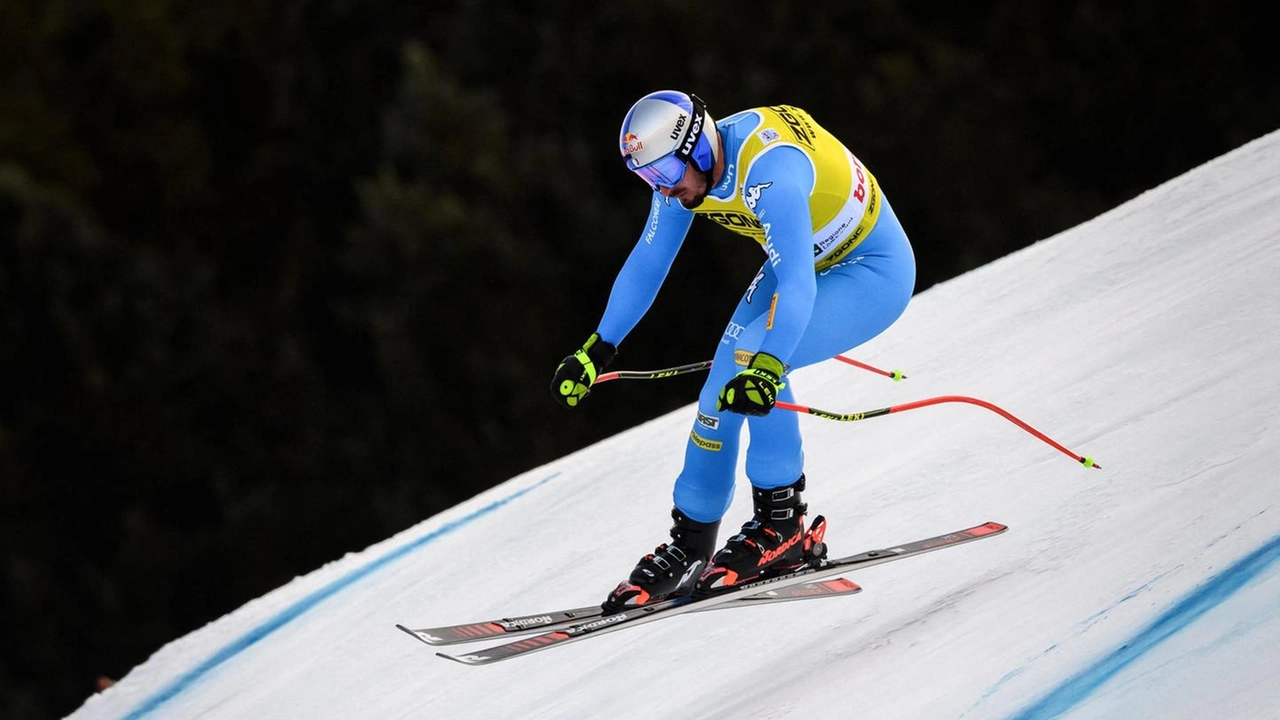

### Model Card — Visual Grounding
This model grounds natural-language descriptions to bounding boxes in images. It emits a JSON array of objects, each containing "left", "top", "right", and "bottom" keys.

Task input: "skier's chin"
[{"left": 679, "top": 192, "right": 708, "bottom": 210}]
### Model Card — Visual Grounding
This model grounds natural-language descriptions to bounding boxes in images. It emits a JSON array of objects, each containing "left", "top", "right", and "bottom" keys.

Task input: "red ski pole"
[
  {"left": 775, "top": 396, "right": 1100, "bottom": 469},
  {"left": 595, "top": 362, "right": 1095, "bottom": 468},
  {"left": 832, "top": 355, "right": 907, "bottom": 381},
  {"left": 596, "top": 360, "right": 713, "bottom": 384},
  {"left": 596, "top": 355, "right": 903, "bottom": 384}
]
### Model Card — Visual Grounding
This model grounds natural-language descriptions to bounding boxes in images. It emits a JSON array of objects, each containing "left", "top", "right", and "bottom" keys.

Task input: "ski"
[
  {"left": 435, "top": 521, "right": 1007, "bottom": 666},
  {"left": 397, "top": 577, "right": 861, "bottom": 647}
]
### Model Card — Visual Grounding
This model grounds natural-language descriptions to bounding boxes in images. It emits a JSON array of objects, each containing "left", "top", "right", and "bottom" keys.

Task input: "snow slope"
[{"left": 71, "top": 128, "right": 1280, "bottom": 720}]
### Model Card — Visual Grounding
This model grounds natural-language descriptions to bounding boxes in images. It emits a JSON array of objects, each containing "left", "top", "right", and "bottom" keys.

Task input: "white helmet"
[{"left": 619, "top": 90, "right": 719, "bottom": 189}]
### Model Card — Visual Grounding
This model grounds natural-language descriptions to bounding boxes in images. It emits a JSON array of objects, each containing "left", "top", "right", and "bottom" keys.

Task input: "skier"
[{"left": 551, "top": 90, "right": 916, "bottom": 613}]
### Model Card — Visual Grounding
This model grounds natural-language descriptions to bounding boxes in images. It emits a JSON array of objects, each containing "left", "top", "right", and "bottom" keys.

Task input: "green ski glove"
[
  {"left": 717, "top": 351, "right": 786, "bottom": 416},
  {"left": 550, "top": 332, "right": 617, "bottom": 408}
]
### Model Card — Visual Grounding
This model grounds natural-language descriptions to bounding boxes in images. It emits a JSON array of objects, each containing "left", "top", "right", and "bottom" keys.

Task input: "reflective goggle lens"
[{"left": 628, "top": 152, "right": 688, "bottom": 190}]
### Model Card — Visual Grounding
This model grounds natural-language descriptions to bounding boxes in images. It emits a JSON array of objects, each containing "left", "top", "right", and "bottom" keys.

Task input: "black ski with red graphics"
[
  {"left": 427, "top": 521, "right": 1007, "bottom": 665},
  {"left": 396, "top": 577, "right": 860, "bottom": 646}
]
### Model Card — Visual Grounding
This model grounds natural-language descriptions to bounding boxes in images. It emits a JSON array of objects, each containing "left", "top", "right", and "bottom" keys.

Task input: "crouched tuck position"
[{"left": 551, "top": 90, "right": 916, "bottom": 613}]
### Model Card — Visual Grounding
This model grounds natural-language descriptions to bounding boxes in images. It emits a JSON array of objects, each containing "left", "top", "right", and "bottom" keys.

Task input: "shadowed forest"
[{"left": 2, "top": 2, "right": 1276, "bottom": 717}]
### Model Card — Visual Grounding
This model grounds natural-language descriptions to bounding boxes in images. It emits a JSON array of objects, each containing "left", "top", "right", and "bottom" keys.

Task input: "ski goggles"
[{"left": 626, "top": 152, "right": 690, "bottom": 190}]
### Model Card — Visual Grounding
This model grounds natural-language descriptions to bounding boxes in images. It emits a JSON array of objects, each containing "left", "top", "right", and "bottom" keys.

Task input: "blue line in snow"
[
  {"left": 122, "top": 473, "right": 559, "bottom": 720},
  {"left": 1009, "top": 534, "right": 1280, "bottom": 720}
]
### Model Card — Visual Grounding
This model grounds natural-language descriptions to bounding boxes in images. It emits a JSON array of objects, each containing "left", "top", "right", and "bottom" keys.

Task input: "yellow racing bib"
[{"left": 693, "top": 105, "right": 881, "bottom": 271}]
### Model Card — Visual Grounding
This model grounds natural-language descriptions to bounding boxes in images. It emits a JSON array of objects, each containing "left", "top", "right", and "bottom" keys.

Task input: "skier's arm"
[
  {"left": 595, "top": 194, "right": 695, "bottom": 345},
  {"left": 550, "top": 194, "right": 693, "bottom": 409},
  {"left": 744, "top": 145, "right": 817, "bottom": 367}
]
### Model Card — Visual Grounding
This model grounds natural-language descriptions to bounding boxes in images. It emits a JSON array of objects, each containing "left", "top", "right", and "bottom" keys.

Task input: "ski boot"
[
  {"left": 695, "top": 475, "right": 828, "bottom": 594},
  {"left": 602, "top": 509, "right": 720, "bottom": 614}
]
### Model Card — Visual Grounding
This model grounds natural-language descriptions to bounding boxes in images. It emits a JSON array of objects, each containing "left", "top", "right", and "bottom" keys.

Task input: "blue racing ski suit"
[{"left": 597, "top": 105, "right": 916, "bottom": 522}]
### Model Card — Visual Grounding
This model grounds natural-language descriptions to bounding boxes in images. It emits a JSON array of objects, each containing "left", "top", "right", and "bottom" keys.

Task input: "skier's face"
[{"left": 658, "top": 161, "right": 711, "bottom": 209}]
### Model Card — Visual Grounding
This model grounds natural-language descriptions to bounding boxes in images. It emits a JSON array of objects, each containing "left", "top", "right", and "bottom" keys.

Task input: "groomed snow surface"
[{"left": 73, "top": 129, "right": 1280, "bottom": 720}]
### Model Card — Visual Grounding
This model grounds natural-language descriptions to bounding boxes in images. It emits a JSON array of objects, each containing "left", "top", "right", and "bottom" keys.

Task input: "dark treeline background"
[{"left": 2, "top": 2, "right": 1275, "bottom": 717}]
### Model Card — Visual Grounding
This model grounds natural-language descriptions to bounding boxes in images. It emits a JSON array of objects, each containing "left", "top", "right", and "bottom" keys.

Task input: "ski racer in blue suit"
[{"left": 550, "top": 91, "right": 916, "bottom": 612}]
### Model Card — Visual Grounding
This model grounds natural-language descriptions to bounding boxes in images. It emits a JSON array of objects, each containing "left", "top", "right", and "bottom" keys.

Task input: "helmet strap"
[{"left": 672, "top": 93, "right": 709, "bottom": 167}]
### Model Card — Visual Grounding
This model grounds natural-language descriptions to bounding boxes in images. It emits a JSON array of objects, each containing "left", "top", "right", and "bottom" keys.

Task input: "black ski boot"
[
  {"left": 695, "top": 475, "right": 827, "bottom": 594},
  {"left": 602, "top": 509, "right": 720, "bottom": 614}
]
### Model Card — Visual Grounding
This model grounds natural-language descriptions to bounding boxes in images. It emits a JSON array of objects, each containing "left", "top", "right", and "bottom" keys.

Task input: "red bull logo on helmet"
[{"left": 621, "top": 132, "right": 644, "bottom": 157}]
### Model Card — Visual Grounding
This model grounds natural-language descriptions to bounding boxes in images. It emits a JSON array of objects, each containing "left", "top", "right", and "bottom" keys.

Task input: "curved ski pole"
[
  {"left": 596, "top": 355, "right": 904, "bottom": 385},
  {"left": 832, "top": 355, "right": 907, "bottom": 381},
  {"left": 775, "top": 396, "right": 1100, "bottom": 470},
  {"left": 596, "top": 360, "right": 714, "bottom": 384}
]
